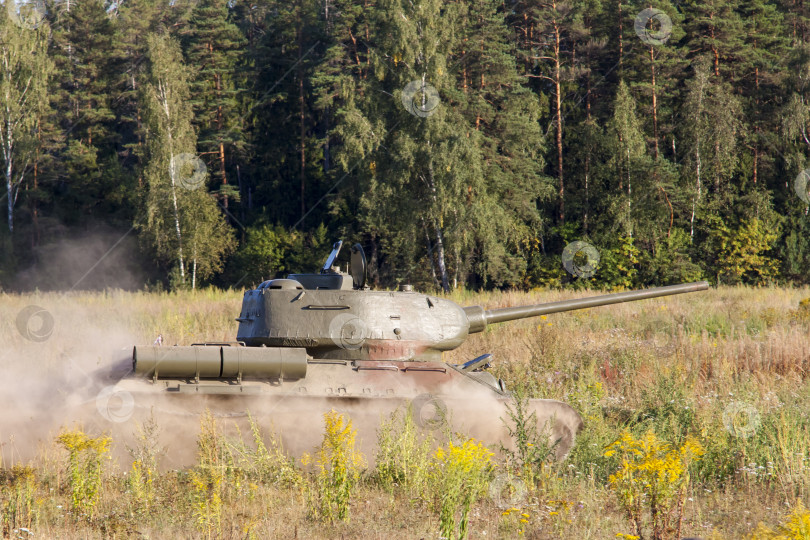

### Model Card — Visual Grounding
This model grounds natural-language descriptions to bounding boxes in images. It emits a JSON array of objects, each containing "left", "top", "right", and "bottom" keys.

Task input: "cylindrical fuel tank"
[
  {"left": 221, "top": 346, "right": 307, "bottom": 379},
  {"left": 132, "top": 345, "right": 307, "bottom": 380}
]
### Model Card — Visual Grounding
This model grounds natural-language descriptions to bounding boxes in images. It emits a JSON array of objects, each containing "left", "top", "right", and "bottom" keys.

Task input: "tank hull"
[{"left": 111, "top": 354, "right": 583, "bottom": 461}]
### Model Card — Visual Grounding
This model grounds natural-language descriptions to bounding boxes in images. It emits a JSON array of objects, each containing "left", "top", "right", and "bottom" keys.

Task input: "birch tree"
[
  {"left": 139, "top": 32, "right": 234, "bottom": 288},
  {"left": 0, "top": 5, "right": 51, "bottom": 233},
  {"left": 607, "top": 80, "right": 646, "bottom": 237}
]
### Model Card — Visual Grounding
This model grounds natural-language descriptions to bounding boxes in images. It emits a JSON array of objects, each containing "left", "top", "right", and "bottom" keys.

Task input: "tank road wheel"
[{"left": 526, "top": 399, "right": 584, "bottom": 460}]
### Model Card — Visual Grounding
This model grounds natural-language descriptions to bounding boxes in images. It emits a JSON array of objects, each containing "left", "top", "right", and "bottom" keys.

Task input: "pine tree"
[
  {"left": 183, "top": 0, "right": 246, "bottom": 208},
  {"left": 520, "top": 0, "right": 586, "bottom": 225},
  {"left": 457, "top": 0, "right": 551, "bottom": 286},
  {"left": 781, "top": 0, "right": 810, "bottom": 46},
  {"left": 680, "top": 0, "right": 744, "bottom": 79},
  {"left": 110, "top": 0, "right": 172, "bottom": 189},
  {"left": 737, "top": 0, "right": 789, "bottom": 186},
  {"left": 624, "top": 1, "right": 684, "bottom": 162},
  {"left": 246, "top": 0, "right": 324, "bottom": 226}
]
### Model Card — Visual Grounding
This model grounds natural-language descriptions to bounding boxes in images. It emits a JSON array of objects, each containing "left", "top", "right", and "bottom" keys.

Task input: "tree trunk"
[
  {"left": 690, "top": 134, "right": 702, "bottom": 242},
  {"left": 710, "top": 16, "right": 720, "bottom": 76},
  {"left": 753, "top": 67, "right": 759, "bottom": 184},
  {"left": 433, "top": 219, "right": 450, "bottom": 293},
  {"left": 554, "top": 20, "right": 564, "bottom": 224},
  {"left": 617, "top": 0, "right": 623, "bottom": 72},
  {"left": 161, "top": 82, "right": 185, "bottom": 283},
  {"left": 4, "top": 122, "right": 15, "bottom": 233},
  {"left": 423, "top": 218, "right": 441, "bottom": 289},
  {"left": 425, "top": 162, "right": 450, "bottom": 292},
  {"left": 298, "top": 2, "right": 306, "bottom": 222},
  {"left": 168, "top": 152, "right": 185, "bottom": 283},
  {"left": 215, "top": 63, "right": 228, "bottom": 208},
  {"left": 6, "top": 170, "right": 13, "bottom": 233},
  {"left": 584, "top": 148, "right": 590, "bottom": 235},
  {"left": 627, "top": 146, "right": 631, "bottom": 236},
  {"left": 649, "top": 45, "right": 659, "bottom": 159},
  {"left": 32, "top": 115, "right": 40, "bottom": 247}
]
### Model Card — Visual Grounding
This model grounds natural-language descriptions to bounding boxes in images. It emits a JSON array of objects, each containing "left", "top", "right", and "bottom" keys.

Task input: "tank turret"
[{"left": 230, "top": 241, "right": 708, "bottom": 361}]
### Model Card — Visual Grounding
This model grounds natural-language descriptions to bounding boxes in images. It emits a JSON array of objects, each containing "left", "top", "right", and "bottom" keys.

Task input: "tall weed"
[
  {"left": 233, "top": 413, "right": 302, "bottom": 489},
  {"left": 0, "top": 465, "right": 37, "bottom": 535},
  {"left": 126, "top": 414, "right": 162, "bottom": 514},
  {"left": 605, "top": 429, "right": 703, "bottom": 540},
  {"left": 56, "top": 430, "right": 111, "bottom": 519},
  {"left": 304, "top": 409, "right": 365, "bottom": 523},
  {"left": 375, "top": 406, "right": 433, "bottom": 498},
  {"left": 429, "top": 439, "right": 494, "bottom": 540}
]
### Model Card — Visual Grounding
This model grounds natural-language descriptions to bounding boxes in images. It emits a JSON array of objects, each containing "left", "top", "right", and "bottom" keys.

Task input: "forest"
[{"left": 1, "top": 0, "right": 809, "bottom": 291}]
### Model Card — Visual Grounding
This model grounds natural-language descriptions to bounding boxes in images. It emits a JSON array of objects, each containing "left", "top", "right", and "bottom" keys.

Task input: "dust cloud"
[
  {"left": 0, "top": 290, "right": 578, "bottom": 472},
  {"left": 0, "top": 303, "right": 576, "bottom": 470},
  {"left": 11, "top": 224, "right": 145, "bottom": 292}
]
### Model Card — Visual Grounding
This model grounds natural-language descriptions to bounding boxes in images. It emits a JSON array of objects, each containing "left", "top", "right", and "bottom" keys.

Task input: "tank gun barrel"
[{"left": 464, "top": 281, "right": 709, "bottom": 333}]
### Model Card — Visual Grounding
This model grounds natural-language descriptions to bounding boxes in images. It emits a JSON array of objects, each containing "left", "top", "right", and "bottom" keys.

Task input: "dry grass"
[{"left": 1, "top": 285, "right": 810, "bottom": 538}]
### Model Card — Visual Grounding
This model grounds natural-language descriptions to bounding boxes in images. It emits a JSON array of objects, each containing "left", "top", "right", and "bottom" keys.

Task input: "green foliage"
[
  {"left": 0, "top": 5, "right": 52, "bottom": 234},
  {"left": 710, "top": 217, "right": 780, "bottom": 285},
  {"left": 225, "top": 223, "right": 330, "bottom": 285},
  {"left": 182, "top": 0, "right": 246, "bottom": 200},
  {"left": 639, "top": 228, "right": 705, "bottom": 285},
  {"left": 303, "top": 410, "right": 365, "bottom": 523},
  {"left": 429, "top": 439, "right": 495, "bottom": 540},
  {"left": 499, "top": 386, "right": 557, "bottom": 489},
  {"left": 126, "top": 415, "right": 161, "bottom": 514},
  {"left": 56, "top": 430, "right": 111, "bottom": 519},
  {"left": 0, "top": 465, "right": 37, "bottom": 534},
  {"left": 232, "top": 413, "right": 302, "bottom": 489},
  {"left": 631, "top": 369, "right": 698, "bottom": 442},
  {"left": 595, "top": 235, "right": 640, "bottom": 289},
  {"left": 3, "top": 0, "right": 810, "bottom": 292},
  {"left": 374, "top": 406, "right": 433, "bottom": 497},
  {"left": 137, "top": 33, "right": 235, "bottom": 290},
  {"left": 605, "top": 430, "right": 703, "bottom": 540},
  {"left": 189, "top": 411, "right": 236, "bottom": 537}
]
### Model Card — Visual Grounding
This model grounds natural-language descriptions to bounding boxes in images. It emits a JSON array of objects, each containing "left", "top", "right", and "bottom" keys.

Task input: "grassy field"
[{"left": 2, "top": 285, "right": 810, "bottom": 539}]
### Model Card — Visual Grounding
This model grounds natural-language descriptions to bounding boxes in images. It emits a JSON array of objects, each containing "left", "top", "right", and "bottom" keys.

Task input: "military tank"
[{"left": 119, "top": 241, "right": 709, "bottom": 459}]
